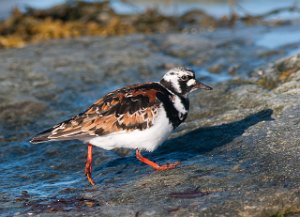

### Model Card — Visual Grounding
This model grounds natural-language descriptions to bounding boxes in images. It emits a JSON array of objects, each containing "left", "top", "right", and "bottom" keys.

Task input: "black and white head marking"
[{"left": 160, "top": 67, "right": 198, "bottom": 97}]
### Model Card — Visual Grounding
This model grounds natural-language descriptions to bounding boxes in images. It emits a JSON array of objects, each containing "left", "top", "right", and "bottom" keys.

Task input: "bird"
[{"left": 30, "top": 67, "right": 212, "bottom": 185}]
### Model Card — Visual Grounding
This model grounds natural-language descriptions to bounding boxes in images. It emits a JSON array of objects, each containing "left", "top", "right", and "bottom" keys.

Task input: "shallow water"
[
  {"left": 256, "top": 25, "right": 300, "bottom": 49},
  {"left": 1, "top": 0, "right": 299, "bottom": 19},
  {"left": 113, "top": 0, "right": 300, "bottom": 18}
]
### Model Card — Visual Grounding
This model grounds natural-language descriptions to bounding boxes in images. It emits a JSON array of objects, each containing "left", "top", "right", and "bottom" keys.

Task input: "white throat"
[{"left": 171, "top": 95, "right": 188, "bottom": 120}]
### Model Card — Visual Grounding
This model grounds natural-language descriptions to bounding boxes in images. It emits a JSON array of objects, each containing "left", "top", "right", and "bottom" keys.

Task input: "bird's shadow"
[{"left": 153, "top": 109, "right": 274, "bottom": 159}]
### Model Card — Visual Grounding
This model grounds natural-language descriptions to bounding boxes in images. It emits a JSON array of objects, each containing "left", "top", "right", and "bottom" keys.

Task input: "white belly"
[{"left": 88, "top": 107, "right": 173, "bottom": 152}]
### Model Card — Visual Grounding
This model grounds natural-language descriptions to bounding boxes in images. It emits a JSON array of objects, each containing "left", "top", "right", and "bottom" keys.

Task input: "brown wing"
[{"left": 31, "top": 83, "right": 162, "bottom": 143}]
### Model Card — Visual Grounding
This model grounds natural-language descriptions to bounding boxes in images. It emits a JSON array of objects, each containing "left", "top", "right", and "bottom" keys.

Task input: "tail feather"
[
  {"left": 30, "top": 135, "right": 51, "bottom": 144},
  {"left": 30, "top": 117, "right": 89, "bottom": 144},
  {"left": 30, "top": 128, "right": 53, "bottom": 144}
]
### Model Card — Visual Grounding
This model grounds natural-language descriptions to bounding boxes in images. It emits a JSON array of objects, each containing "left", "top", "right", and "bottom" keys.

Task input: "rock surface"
[{"left": 0, "top": 32, "right": 300, "bottom": 216}]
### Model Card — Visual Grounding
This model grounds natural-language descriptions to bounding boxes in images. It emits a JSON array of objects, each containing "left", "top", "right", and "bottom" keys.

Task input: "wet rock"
[
  {"left": 254, "top": 54, "right": 300, "bottom": 89},
  {"left": 0, "top": 100, "right": 46, "bottom": 127},
  {"left": 181, "top": 9, "right": 218, "bottom": 29},
  {"left": 0, "top": 32, "right": 300, "bottom": 216},
  {"left": 208, "top": 64, "right": 223, "bottom": 74},
  {"left": 78, "top": 54, "right": 300, "bottom": 217},
  {"left": 0, "top": 29, "right": 289, "bottom": 133},
  {"left": 228, "top": 64, "right": 240, "bottom": 75}
]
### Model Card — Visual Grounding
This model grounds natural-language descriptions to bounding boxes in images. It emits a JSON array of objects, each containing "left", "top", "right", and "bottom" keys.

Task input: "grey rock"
[{"left": 0, "top": 32, "right": 300, "bottom": 217}]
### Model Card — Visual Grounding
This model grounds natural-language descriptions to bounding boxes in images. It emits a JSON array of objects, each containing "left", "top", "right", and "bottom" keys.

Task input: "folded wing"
[{"left": 30, "top": 83, "right": 162, "bottom": 143}]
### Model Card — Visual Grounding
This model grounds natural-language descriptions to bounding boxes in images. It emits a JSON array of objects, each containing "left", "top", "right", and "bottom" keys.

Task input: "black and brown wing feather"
[{"left": 30, "top": 83, "right": 165, "bottom": 143}]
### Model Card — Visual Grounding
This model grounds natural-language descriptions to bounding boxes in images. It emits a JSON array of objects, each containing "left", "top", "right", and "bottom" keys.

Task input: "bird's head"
[{"left": 160, "top": 67, "right": 212, "bottom": 97}]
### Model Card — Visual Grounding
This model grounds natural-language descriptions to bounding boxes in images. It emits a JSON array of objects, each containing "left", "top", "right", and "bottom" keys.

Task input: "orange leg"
[
  {"left": 85, "top": 143, "right": 95, "bottom": 185},
  {"left": 135, "top": 149, "right": 180, "bottom": 170}
]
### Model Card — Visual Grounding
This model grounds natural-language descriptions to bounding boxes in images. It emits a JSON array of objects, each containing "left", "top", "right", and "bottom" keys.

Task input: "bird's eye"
[{"left": 181, "top": 75, "right": 188, "bottom": 81}]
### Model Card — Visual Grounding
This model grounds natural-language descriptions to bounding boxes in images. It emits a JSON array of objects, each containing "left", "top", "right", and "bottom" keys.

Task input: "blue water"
[
  {"left": 256, "top": 27, "right": 300, "bottom": 49},
  {"left": 112, "top": 0, "right": 300, "bottom": 19},
  {"left": 1, "top": 0, "right": 300, "bottom": 19}
]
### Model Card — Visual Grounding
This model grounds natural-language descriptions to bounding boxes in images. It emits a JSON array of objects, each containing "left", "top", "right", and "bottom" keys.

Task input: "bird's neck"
[{"left": 159, "top": 81, "right": 189, "bottom": 113}]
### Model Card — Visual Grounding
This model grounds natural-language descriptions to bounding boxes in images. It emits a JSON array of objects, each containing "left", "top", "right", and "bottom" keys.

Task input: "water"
[
  {"left": 0, "top": 0, "right": 63, "bottom": 19},
  {"left": 1, "top": 0, "right": 300, "bottom": 19},
  {"left": 113, "top": 0, "right": 300, "bottom": 19},
  {"left": 256, "top": 26, "right": 300, "bottom": 49},
  {"left": 195, "top": 68, "right": 232, "bottom": 83}
]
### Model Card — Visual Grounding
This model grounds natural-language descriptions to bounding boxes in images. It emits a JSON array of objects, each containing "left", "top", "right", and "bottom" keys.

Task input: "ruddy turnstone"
[{"left": 30, "top": 67, "right": 212, "bottom": 185}]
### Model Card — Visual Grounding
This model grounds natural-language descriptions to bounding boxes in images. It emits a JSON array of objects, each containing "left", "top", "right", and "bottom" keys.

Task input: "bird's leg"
[
  {"left": 135, "top": 149, "right": 180, "bottom": 170},
  {"left": 85, "top": 143, "right": 95, "bottom": 185}
]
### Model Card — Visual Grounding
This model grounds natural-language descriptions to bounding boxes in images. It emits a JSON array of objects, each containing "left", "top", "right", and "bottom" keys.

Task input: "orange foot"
[{"left": 136, "top": 149, "right": 180, "bottom": 170}]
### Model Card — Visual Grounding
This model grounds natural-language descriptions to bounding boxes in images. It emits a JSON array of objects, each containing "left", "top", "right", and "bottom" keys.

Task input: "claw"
[
  {"left": 136, "top": 149, "right": 180, "bottom": 170},
  {"left": 155, "top": 161, "right": 181, "bottom": 170}
]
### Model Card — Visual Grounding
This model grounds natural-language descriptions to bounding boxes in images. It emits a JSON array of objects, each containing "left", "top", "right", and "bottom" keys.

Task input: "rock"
[
  {"left": 85, "top": 54, "right": 300, "bottom": 217},
  {"left": 0, "top": 32, "right": 300, "bottom": 216},
  {"left": 208, "top": 64, "right": 223, "bottom": 74}
]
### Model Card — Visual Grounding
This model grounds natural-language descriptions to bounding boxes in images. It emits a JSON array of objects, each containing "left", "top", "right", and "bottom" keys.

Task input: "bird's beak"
[{"left": 194, "top": 80, "right": 213, "bottom": 90}]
